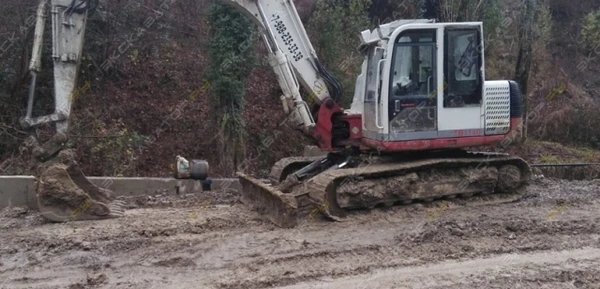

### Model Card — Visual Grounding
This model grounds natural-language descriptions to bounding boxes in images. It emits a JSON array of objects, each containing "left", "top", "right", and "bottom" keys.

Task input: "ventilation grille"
[{"left": 484, "top": 84, "right": 511, "bottom": 135}]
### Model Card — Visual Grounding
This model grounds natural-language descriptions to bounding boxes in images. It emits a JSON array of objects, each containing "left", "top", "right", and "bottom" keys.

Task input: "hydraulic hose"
[
  {"left": 315, "top": 59, "right": 344, "bottom": 103},
  {"left": 65, "top": 0, "right": 99, "bottom": 16}
]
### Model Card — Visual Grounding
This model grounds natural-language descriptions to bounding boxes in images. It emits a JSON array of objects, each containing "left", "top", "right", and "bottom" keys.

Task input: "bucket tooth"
[{"left": 237, "top": 172, "right": 299, "bottom": 228}]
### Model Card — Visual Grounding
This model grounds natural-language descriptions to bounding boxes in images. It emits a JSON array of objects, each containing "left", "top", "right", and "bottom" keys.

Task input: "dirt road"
[{"left": 1, "top": 177, "right": 599, "bottom": 289}]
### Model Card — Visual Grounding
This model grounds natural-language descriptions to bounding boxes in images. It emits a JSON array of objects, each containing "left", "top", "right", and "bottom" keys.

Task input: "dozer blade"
[{"left": 237, "top": 172, "right": 299, "bottom": 228}]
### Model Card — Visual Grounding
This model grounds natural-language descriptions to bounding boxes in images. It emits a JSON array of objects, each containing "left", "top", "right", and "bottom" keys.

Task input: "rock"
[
  {"left": 81, "top": 241, "right": 92, "bottom": 251},
  {"left": 87, "top": 273, "right": 107, "bottom": 285}
]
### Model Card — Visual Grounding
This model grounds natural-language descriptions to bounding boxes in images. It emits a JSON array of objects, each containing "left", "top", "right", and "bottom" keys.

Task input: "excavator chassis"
[{"left": 238, "top": 151, "right": 532, "bottom": 228}]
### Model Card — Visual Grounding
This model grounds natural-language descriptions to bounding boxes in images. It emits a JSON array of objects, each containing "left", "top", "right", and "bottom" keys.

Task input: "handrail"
[{"left": 374, "top": 56, "right": 385, "bottom": 130}]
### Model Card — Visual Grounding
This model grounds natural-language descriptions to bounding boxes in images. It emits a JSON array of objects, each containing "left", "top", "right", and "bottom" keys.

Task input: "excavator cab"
[{"left": 357, "top": 21, "right": 502, "bottom": 148}]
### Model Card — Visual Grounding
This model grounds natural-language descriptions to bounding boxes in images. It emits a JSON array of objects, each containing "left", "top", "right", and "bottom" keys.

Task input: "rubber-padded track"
[
  {"left": 301, "top": 155, "right": 532, "bottom": 218},
  {"left": 239, "top": 153, "right": 531, "bottom": 228}
]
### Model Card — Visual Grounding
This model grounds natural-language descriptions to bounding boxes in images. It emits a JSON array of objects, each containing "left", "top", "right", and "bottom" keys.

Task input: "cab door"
[
  {"left": 436, "top": 25, "right": 485, "bottom": 137},
  {"left": 362, "top": 45, "right": 385, "bottom": 137},
  {"left": 388, "top": 29, "right": 438, "bottom": 139}
]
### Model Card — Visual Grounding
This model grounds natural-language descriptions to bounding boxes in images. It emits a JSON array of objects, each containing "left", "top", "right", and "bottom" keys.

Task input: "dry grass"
[
  {"left": 535, "top": 166, "right": 600, "bottom": 180},
  {"left": 517, "top": 141, "right": 600, "bottom": 180},
  {"left": 523, "top": 140, "right": 600, "bottom": 163}
]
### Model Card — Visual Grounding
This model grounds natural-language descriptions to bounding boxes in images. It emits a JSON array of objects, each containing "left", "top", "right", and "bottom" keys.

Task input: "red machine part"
[
  {"left": 311, "top": 100, "right": 342, "bottom": 151},
  {"left": 361, "top": 118, "right": 523, "bottom": 152},
  {"left": 313, "top": 98, "right": 522, "bottom": 153}
]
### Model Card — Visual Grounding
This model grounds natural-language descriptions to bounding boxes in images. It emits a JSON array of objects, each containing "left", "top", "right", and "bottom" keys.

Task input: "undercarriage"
[{"left": 238, "top": 149, "right": 532, "bottom": 228}]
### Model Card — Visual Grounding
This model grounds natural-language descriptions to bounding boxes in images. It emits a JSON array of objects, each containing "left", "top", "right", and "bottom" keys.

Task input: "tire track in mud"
[
  {"left": 210, "top": 201, "right": 600, "bottom": 288},
  {"left": 209, "top": 216, "right": 600, "bottom": 287},
  {"left": 213, "top": 238, "right": 600, "bottom": 288},
  {"left": 276, "top": 247, "right": 600, "bottom": 289},
  {"left": 0, "top": 178, "right": 599, "bottom": 288}
]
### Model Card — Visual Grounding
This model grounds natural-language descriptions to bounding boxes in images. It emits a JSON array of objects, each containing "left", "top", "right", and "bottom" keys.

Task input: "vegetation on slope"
[
  {"left": 206, "top": 1, "right": 256, "bottom": 175},
  {"left": 0, "top": 0, "right": 598, "bottom": 177}
]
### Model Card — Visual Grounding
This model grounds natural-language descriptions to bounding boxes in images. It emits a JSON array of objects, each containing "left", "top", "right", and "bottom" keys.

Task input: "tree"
[
  {"left": 432, "top": 0, "right": 479, "bottom": 22},
  {"left": 307, "top": 0, "right": 371, "bottom": 107},
  {"left": 426, "top": 0, "right": 501, "bottom": 52},
  {"left": 514, "top": 0, "right": 536, "bottom": 143},
  {"left": 206, "top": 1, "right": 257, "bottom": 175},
  {"left": 580, "top": 9, "right": 600, "bottom": 53},
  {"left": 371, "top": 0, "right": 426, "bottom": 23}
]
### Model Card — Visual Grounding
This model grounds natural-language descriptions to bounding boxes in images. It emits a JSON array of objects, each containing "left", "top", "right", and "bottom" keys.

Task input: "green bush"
[
  {"left": 580, "top": 9, "right": 600, "bottom": 52},
  {"left": 87, "top": 120, "right": 145, "bottom": 176},
  {"left": 206, "top": 1, "right": 256, "bottom": 174},
  {"left": 478, "top": 0, "right": 502, "bottom": 55}
]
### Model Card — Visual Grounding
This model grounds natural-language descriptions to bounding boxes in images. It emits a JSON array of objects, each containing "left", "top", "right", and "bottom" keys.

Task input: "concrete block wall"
[
  {"left": 0, "top": 176, "right": 242, "bottom": 210},
  {"left": 1, "top": 145, "right": 322, "bottom": 210}
]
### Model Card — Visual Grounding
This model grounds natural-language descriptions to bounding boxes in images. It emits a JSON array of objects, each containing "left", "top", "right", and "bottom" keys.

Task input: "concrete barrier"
[
  {"left": 0, "top": 176, "right": 37, "bottom": 210},
  {"left": 0, "top": 176, "right": 242, "bottom": 210}
]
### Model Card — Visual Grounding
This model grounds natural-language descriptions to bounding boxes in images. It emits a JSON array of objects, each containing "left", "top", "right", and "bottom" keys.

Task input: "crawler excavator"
[{"left": 22, "top": 0, "right": 531, "bottom": 226}]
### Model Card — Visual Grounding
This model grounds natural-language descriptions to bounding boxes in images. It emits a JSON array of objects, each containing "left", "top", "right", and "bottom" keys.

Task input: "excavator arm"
[
  {"left": 19, "top": 0, "right": 128, "bottom": 223},
  {"left": 22, "top": 0, "right": 92, "bottom": 161}
]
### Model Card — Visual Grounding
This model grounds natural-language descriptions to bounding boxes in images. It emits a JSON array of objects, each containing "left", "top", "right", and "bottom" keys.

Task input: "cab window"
[
  {"left": 391, "top": 30, "right": 436, "bottom": 99},
  {"left": 443, "top": 28, "right": 483, "bottom": 107}
]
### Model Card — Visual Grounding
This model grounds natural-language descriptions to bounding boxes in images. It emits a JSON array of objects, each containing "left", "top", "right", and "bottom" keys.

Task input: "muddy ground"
[{"left": 1, "top": 177, "right": 599, "bottom": 289}]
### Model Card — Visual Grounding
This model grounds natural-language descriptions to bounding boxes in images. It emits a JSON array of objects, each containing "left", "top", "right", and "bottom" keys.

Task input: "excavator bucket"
[
  {"left": 237, "top": 172, "right": 299, "bottom": 228},
  {"left": 34, "top": 150, "right": 125, "bottom": 222}
]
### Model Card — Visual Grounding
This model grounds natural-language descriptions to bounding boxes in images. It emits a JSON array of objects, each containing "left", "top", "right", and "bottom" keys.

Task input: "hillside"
[{"left": 0, "top": 0, "right": 599, "bottom": 178}]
